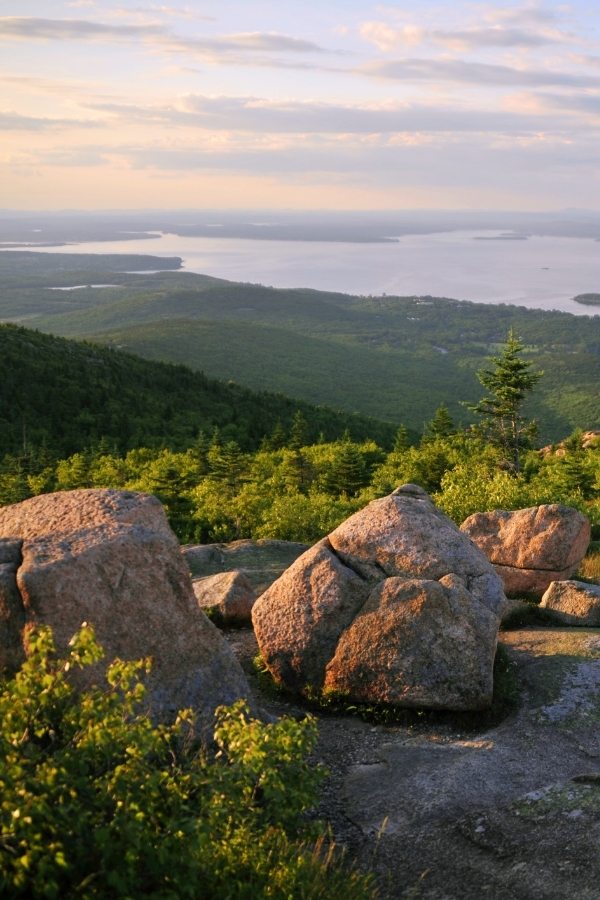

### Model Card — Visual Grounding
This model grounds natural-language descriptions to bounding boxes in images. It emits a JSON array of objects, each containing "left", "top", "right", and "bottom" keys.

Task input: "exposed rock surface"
[
  {"left": 540, "top": 580, "right": 600, "bottom": 626},
  {"left": 0, "top": 489, "right": 251, "bottom": 740},
  {"left": 252, "top": 485, "right": 505, "bottom": 710},
  {"left": 192, "top": 570, "right": 256, "bottom": 625},
  {"left": 183, "top": 538, "right": 308, "bottom": 596},
  {"left": 461, "top": 504, "right": 591, "bottom": 598},
  {"left": 227, "top": 625, "right": 600, "bottom": 900}
]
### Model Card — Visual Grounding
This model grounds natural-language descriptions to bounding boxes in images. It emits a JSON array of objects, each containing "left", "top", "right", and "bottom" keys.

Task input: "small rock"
[
  {"left": 192, "top": 570, "right": 256, "bottom": 625},
  {"left": 540, "top": 580, "right": 600, "bottom": 626}
]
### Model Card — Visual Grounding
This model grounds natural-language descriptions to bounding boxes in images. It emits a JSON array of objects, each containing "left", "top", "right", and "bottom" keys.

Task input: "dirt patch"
[{"left": 225, "top": 626, "right": 600, "bottom": 899}]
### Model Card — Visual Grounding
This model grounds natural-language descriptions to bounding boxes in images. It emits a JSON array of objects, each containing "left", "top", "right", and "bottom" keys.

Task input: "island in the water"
[{"left": 573, "top": 293, "right": 600, "bottom": 306}]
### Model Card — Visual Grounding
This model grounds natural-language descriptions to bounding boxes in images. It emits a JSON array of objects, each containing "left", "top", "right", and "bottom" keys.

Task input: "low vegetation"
[
  {"left": 2, "top": 422, "right": 598, "bottom": 545},
  {"left": 0, "top": 625, "right": 374, "bottom": 899}
]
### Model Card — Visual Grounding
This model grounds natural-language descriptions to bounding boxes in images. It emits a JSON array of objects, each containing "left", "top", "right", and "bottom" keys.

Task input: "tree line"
[{"left": 1, "top": 331, "right": 597, "bottom": 543}]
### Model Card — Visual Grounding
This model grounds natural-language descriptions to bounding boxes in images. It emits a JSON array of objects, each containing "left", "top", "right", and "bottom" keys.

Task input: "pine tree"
[
  {"left": 469, "top": 330, "right": 542, "bottom": 472},
  {"left": 288, "top": 411, "right": 309, "bottom": 451},
  {"left": 263, "top": 420, "right": 287, "bottom": 451},
  {"left": 393, "top": 425, "right": 410, "bottom": 454},
  {"left": 423, "top": 404, "right": 455, "bottom": 442},
  {"left": 324, "top": 439, "right": 366, "bottom": 497}
]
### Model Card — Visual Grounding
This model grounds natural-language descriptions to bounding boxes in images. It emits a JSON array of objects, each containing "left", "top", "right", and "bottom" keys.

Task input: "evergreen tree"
[
  {"left": 288, "top": 410, "right": 309, "bottom": 450},
  {"left": 468, "top": 330, "right": 542, "bottom": 472},
  {"left": 191, "top": 430, "right": 211, "bottom": 475},
  {"left": 393, "top": 425, "right": 410, "bottom": 454},
  {"left": 323, "top": 439, "right": 366, "bottom": 497},
  {"left": 423, "top": 404, "right": 455, "bottom": 441},
  {"left": 209, "top": 440, "right": 245, "bottom": 491},
  {"left": 281, "top": 449, "right": 314, "bottom": 493},
  {"left": 263, "top": 420, "right": 287, "bottom": 451}
]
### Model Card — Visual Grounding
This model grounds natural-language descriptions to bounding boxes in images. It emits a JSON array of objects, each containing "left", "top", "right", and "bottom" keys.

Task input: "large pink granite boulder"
[
  {"left": 252, "top": 485, "right": 504, "bottom": 710},
  {"left": 0, "top": 489, "right": 251, "bottom": 740},
  {"left": 461, "top": 505, "right": 591, "bottom": 598}
]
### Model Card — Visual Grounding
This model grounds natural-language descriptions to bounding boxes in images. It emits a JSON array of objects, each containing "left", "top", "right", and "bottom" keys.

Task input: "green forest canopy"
[
  {"left": 1, "top": 251, "right": 599, "bottom": 442},
  {"left": 0, "top": 324, "right": 396, "bottom": 458}
]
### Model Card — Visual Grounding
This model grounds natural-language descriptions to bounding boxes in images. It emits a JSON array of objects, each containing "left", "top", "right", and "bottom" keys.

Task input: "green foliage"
[
  {"left": 4, "top": 425, "right": 598, "bottom": 544},
  {"left": 468, "top": 330, "right": 543, "bottom": 472},
  {"left": 435, "top": 457, "right": 532, "bottom": 523},
  {"left": 0, "top": 625, "right": 374, "bottom": 899}
]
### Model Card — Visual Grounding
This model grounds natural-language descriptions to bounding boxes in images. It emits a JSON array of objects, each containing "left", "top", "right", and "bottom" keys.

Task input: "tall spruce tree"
[
  {"left": 423, "top": 404, "right": 455, "bottom": 441},
  {"left": 469, "top": 329, "right": 542, "bottom": 472}
]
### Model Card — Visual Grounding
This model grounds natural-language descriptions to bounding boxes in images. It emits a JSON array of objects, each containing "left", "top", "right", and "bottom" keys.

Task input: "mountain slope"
[{"left": 0, "top": 324, "right": 395, "bottom": 457}]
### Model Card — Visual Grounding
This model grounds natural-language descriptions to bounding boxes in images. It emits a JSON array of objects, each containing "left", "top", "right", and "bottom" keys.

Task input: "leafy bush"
[{"left": 0, "top": 626, "right": 374, "bottom": 899}]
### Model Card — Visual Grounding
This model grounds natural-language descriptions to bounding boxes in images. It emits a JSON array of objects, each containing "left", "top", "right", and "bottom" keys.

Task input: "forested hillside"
[
  {"left": 1, "top": 251, "right": 599, "bottom": 441},
  {"left": 0, "top": 324, "right": 395, "bottom": 458}
]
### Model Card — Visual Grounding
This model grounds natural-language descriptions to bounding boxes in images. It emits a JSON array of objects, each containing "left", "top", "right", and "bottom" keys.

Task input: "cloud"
[
  {"left": 0, "top": 16, "right": 164, "bottom": 41},
  {"left": 0, "top": 73, "right": 107, "bottom": 96},
  {"left": 0, "top": 111, "right": 100, "bottom": 130},
  {"left": 86, "top": 94, "right": 573, "bottom": 135},
  {"left": 360, "top": 58, "right": 600, "bottom": 89},
  {"left": 484, "top": 5, "right": 560, "bottom": 27},
  {"left": 0, "top": 16, "right": 327, "bottom": 56},
  {"left": 536, "top": 91, "right": 600, "bottom": 115},
  {"left": 86, "top": 133, "right": 600, "bottom": 191},
  {"left": 359, "top": 20, "right": 573, "bottom": 51},
  {"left": 359, "top": 2, "right": 582, "bottom": 53},
  {"left": 432, "top": 26, "right": 576, "bottom": 51},
  {"left": 126, "top": 6, "right": 215, "bottom": 21},
  {"left": 359, "top": 22, "right": 424, "bottom": 52}
]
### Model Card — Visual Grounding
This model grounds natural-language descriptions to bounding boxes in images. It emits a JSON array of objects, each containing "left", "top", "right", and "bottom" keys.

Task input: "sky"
[{"left": 1, "top": 1, "right": 600, "bottom": 211}]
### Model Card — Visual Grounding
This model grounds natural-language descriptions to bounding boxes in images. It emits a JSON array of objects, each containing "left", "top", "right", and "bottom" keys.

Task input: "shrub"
[{"left": 0, "top": 625, "right": 374, "bottom": 899}]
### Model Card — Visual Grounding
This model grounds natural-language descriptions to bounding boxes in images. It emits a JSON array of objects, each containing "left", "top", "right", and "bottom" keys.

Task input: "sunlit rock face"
[
  {"left": 0, "top": 489, "right": 251, "bottom": 741},
  {"left": 461, "top": 504, "right": 591, "bottom": 598},
  {"left": 253, "top": 485, "right": 504, "bottom": 711}
]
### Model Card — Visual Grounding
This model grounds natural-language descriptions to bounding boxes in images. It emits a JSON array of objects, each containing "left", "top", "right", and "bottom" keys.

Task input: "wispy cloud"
[
  {"left": 0, "top": 17, "right": 164, "bottom": 41},
  {"left": 0, "top": 111, "right": 100, "bottom": 130},
  {"left": 483, "top": 5, "right": 561, "bottom": 27},
  {"left": 0, "top": 16, "right": 327, "bottom": 57},
  {"left": 360, "top": 58, "right": 600, "bottom": 89},
  {"left": 360, "top": 20, "right": 577, "bottom": 52},
  {"left": 114, "top": 5, "right": 215, "bottom": 22},
  {"left": 359, "top": 2, "right": 582, "bottom": 53},
  {"left": 86, "top": 94, "right": 571, "bottom": 135}
]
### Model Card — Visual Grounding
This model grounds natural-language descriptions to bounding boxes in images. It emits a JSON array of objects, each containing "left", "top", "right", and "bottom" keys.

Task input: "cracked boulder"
[
  {"left": 252, "top": 485, "right": 504, "bottom": 710},
  {"left": 0, "top": 489, "right": 251, "bottom": 742},
  {"left": 461, "top": 504, "right": 591, "bottom": 599}
]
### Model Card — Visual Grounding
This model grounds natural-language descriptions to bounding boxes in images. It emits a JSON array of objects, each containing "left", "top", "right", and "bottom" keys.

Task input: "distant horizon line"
[{"left": 2, "top": 207, "right": 600, "bottom": 216}]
